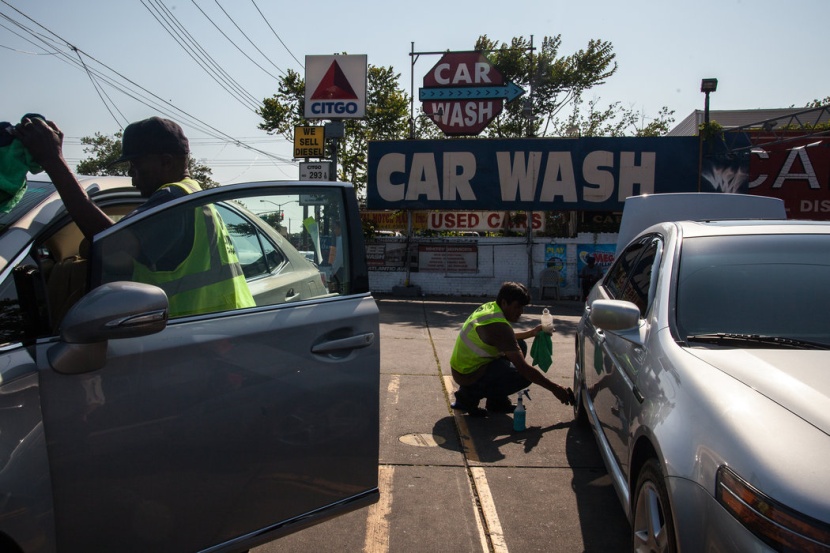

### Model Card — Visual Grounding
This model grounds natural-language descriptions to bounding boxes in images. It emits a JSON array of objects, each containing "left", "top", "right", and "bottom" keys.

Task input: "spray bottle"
[
  {"left": 541, "top": 308, "right": 554, "bottom": 334},
  {"left": 513, "top": 389, "right": 531, "bottom": 432}
]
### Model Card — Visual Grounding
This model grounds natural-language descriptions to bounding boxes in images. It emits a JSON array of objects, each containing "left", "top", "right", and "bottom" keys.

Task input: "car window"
[
  {"left": 603, "top": 235, "right": 661, "bottom": 315},
  {"left": 216, "top": 204, "right": 287, "bottom": 279},
  {"left": 90, "top": 187, "right": 357, "bottom": 319},
  {"left": 618, "top": 239, "right": 660, "bottom": 314}
]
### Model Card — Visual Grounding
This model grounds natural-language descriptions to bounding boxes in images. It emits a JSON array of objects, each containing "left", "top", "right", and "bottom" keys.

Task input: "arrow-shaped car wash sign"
[{"left": 419, "top": 51, "right": 525, "bottom": 136}]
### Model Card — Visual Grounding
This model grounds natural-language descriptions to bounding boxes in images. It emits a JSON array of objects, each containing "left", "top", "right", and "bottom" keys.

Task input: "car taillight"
[{"left": 716, "top": 465, "right": 830, "bottom": 552}]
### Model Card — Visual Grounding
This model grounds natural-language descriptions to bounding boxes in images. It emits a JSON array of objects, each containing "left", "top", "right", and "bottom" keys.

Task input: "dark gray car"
[{"left": 0, "top": 177, "right": 379, "bottom": 553}]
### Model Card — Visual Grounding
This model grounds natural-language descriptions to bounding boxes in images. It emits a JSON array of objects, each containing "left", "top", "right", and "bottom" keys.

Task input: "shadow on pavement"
[
  {"left": 566, "top": 423, "right": 631, "bottom": 551},
  {"left": 432, "top": 415, "right": 571, "bottom": 463}
]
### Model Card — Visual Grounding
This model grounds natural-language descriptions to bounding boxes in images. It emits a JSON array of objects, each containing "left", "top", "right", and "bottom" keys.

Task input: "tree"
[
  {"left": 258, "top": 64, "right": 409, "bottom": 192},
  {"left": 473, "top": 35, "right": 674, "bottom": 138},
  {"left": 549, "top": 94, "right": 675, "bottom": 138},
  {"left": 75, "top": 131, "right": 219, "bottom": 188}
]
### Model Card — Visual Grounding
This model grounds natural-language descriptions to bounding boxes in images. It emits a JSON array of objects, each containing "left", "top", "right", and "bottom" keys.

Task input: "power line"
[
  {"left": 249, "top": 0, "right": 303, "bottom": 69},
  {"left": 140, "top": 0, "right": 262, "bottom": 112},
  {"left": 190, "top": 0, "right": 283, "bottom": 81},
  {"left": 72, "top": 46, "right": 129, "bottom": 128},
  {"left": 0, "top": 1, "right": 295, "bottom": 166},
  {"left": 213, "top": 0, "right": 286, "bottom": 77}
]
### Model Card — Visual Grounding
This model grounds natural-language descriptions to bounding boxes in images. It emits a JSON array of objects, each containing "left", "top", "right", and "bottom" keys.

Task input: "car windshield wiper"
[{"left": 686, "top": 333, "right": 830, "bottom": 350}]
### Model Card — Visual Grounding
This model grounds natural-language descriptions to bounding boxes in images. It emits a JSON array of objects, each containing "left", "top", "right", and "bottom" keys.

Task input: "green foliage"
[
  {"left": 699, "top": 120, "right": 724, "bottom": 142},
  {"left": 550, "top": 95, "right": 675, "bottom": 137},
  {"left": 805, "top": 96, "right": 830, "bottom": 109},
  {"left": 75, "top": 131, "right": 219, "bottom": 188},
  {"left": 476, "top": 35, "right": 618, "bottom": 138}
]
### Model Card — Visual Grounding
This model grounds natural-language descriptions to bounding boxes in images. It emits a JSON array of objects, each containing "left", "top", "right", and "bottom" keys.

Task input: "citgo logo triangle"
[{"left": 311, "top": 60, "right": 358, "bottom": 100}]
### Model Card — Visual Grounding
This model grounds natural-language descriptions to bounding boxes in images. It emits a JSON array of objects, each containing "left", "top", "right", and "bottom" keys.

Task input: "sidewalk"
[{"left": 257, "top": 295, "right": 629, "bottom": 553}]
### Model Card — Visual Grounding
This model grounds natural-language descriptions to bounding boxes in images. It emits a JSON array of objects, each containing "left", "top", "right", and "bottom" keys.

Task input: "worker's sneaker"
[
  {"left": 451, "top": 392, "right": 487, "bottom": 417},
  {"left": 485, "top": 397, "right": 516, "bottom": 413}
]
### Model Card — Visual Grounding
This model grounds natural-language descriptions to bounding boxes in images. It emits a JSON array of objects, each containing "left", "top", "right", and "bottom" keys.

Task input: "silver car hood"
[{"left": 686, "top": 348, "right": 830, "bottom": 436}]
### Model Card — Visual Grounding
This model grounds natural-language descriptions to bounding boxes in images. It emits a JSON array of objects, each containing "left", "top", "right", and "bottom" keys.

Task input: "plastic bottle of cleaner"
[
  {"left": 513, "top": 390, "right": 527, "bottom": 432},
  {"left": 541, "top": 308, "right": 554, "bottom": 334}
]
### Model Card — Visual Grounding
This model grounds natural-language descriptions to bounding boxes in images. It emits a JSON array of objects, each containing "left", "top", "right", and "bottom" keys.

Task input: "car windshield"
[
  {"left": 676, "top": 233, "right": 830, "bottom": 347},
  {"left": 0, "top": 180, "right": 55, "bottom": 235}
]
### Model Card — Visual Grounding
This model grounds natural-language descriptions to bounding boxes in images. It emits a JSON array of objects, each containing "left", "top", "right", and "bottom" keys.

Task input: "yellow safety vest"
[
  {"left": 132, "top": 179, "right": 255, "bottom": 317},
  {"left": 450, "top": 301, "right": 510, "bottom": 374}
]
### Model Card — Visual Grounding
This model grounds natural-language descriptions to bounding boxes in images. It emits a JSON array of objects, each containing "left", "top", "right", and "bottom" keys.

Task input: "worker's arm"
[
  {"left": 14, "top": 117, "right": 114, "bottom": 240},
  {"left": 480, "top": 323, "right": 572, "bottom": 405}
]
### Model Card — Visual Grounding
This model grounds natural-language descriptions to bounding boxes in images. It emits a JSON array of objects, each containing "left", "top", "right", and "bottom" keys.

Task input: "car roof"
[
  {"left": 616, "top": 193, "right": 786, "bottom": 255},
  {"left": 640, "top": 219, "right": 830, "bottom": 241}
]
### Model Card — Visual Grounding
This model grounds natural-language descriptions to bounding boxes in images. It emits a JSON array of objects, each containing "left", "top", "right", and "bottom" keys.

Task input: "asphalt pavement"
[{"left": 255, "top": 295, "right": 631, "bottom": 553}]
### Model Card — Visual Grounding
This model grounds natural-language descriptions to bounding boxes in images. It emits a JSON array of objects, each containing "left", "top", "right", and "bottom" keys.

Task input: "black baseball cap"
[{"left": 110, "top": 117, "right": 190, "bottom": 165}]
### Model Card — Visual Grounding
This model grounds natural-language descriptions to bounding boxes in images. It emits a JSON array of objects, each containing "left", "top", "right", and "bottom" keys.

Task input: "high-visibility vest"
[
  {"left": 450, "top": 301, "right": 509, "bottom": 374},
  {"left": 132, "top": 179, "right": 255, "bottom": 317}
]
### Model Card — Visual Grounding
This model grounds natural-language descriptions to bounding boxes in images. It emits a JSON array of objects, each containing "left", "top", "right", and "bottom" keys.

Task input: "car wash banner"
[{"left": 367, "top": 137, "right": 699, "bottom": 211}]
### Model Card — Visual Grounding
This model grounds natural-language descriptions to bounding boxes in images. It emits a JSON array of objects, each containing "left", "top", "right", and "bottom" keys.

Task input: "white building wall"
[{"left": 367, "top": 233, "right": 617, "bottom": 298}]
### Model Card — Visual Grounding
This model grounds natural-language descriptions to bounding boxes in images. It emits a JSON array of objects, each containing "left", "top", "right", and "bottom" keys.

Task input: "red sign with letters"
[
  {"left": 747, "top": 133, "right": 830, "bottom": 220},
  {"left": 420, "top": 52, "right": 524, "bottom": 136}
]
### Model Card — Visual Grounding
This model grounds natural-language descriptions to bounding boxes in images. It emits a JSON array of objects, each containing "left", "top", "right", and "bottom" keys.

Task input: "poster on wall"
[
  {"left": 366, "top": 242, "right": 408, "bottom": 271},
  {"left": 576, "top": 244, "right": 616, "bottom": 276},
  {"left": 418, "top": 244, "right": 478, "bottom": 273},
  {"left": 544, "top": 244, "right": 568, "bottom": 287}
]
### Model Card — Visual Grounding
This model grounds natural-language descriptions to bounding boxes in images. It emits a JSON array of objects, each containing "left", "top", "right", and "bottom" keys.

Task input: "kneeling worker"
[{"left": 450, "top": 281, "right": 575, "bottom": 417}]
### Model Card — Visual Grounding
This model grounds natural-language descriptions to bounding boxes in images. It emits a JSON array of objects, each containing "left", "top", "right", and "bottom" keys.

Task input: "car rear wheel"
[{"left": 632, "top": 459, "right": 677, "bottom": 553}]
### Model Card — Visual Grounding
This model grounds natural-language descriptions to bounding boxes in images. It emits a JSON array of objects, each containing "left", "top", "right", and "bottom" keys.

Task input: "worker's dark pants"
[{"left": 456, "top": 340, "right": 531, "bottom": 405}]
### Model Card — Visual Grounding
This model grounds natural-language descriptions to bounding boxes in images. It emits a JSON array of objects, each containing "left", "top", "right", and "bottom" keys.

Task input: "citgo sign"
[{"left": 305, "top": 55, "right": 367, "bottom": 119}]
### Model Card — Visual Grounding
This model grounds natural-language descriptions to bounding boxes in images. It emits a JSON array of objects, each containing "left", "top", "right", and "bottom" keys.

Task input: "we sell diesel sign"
[{"left": 367, "top": 137, "right": 699, "bottom": 211}]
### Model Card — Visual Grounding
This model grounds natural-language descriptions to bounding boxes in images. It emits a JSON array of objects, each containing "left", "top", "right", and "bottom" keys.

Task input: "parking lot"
[{"left": 255, "top": 295, "right": 630, "bottom": 553}]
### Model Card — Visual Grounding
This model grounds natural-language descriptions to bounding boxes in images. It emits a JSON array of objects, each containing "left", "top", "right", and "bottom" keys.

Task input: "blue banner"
[{"left": 367, "top": 137, "right": 700, "bottom": 211}]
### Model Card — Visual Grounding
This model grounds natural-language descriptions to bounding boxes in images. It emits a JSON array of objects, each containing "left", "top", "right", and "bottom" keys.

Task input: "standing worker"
[
  {"left": 13, "top": 115, "right": 254, "bottom": 317},
  {"left": 450, "top": 281, "right": 574, "bottom": 417},
  {"left": 579, "top": 255, "right": 604, "bottom": 302}
]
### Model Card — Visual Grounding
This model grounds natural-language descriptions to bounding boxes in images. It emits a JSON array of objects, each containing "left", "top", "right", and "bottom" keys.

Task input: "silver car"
[
  {"left": 574, "top": 219, "right": 830, "bottom": 552},
  {"left": 0, "top": 176, "right": 379, "bottom": 552}
]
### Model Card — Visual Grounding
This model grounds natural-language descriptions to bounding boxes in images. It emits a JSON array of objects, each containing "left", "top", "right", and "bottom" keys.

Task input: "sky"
[{"left": 2, "top": 0, "right": 828, "bottom": 189}]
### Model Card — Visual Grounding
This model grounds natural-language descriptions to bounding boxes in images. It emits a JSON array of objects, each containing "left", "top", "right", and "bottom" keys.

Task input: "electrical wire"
[
  {"left": 72, "top": 46, "right": 129, "bottom": 128},
  {"left": 0, "top": 0, "right": 294, "bottom": 166},
  {"left": 190, "top": 0, "right": 283, "bottom": 81},
  {"left": 249, "top": 0, "right": 302, "bottom": 69},
  {"left": 141, "top": 0, "right": 262, "bottom": 112},
  {"left": 213, "top": 0, "right": 286, "bottom": 76}
]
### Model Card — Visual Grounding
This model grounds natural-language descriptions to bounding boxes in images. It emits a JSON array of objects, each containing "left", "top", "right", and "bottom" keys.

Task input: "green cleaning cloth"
[
  {"left": 530, "top": 332, "right": 553, "bottom": 372},
  {"left": 0, "top": 122, "right": 42, "bottom": 213}
]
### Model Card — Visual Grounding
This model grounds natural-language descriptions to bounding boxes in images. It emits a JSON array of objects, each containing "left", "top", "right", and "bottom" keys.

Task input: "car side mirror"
[
  {"left": 48, "top": 282, "right": 168, "bottom": 375},
  {"left": 589, "top": 299, "right": 641, "bottom": 331}
]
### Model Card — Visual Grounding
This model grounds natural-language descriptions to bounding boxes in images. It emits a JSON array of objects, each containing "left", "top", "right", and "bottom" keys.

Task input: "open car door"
[{"left": 36, "top": 182, "right": 379, "bottom": 552}]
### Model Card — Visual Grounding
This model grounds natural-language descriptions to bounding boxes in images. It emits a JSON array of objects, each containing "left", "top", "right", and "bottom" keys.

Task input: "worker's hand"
[
  {"left": 13, "top": 117, "right": 65, "bottom": 167},
  {"left": 532, "top": 324, "right": 543, "bottom": 337},
  {"left": 551, "top": 384, "right": 575, "bottom": 406}
]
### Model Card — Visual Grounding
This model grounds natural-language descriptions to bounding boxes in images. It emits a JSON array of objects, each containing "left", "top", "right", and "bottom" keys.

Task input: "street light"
[
  {"left": 701, "top": 78, "right": 718, "bottom": 125},
  {"left": 260, "top": 199, "right": 298, "bottom": 225}
]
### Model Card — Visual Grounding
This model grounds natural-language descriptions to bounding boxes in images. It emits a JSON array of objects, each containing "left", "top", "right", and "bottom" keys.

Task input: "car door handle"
[{"left": 312, "top": 332, "right": 376, "bottom": 354}]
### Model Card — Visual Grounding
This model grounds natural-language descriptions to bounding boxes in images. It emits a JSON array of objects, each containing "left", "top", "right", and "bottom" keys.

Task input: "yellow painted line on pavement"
[
  {"left": 471, "top": 467, "right": 509, "bottom": 553},
  {"left": 442, "top": 376, "right": 507, "bottom": 552},
  {"left": 442, "top": 376, "right": 480, "bottom": 463},
  {"left": 363, "top": 465, "right": 394, "bottom": 553},
  {"left": 388, "top": 375, "right": 400, "bottom": 405}
]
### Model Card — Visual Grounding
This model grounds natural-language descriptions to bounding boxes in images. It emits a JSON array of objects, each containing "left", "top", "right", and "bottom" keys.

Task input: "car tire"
[
  {"left": 572, "top": 349, "right": 589, "bottom": 426},
  {"left": 632, "top": 459, "right": 677, "bottom": 553}
]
